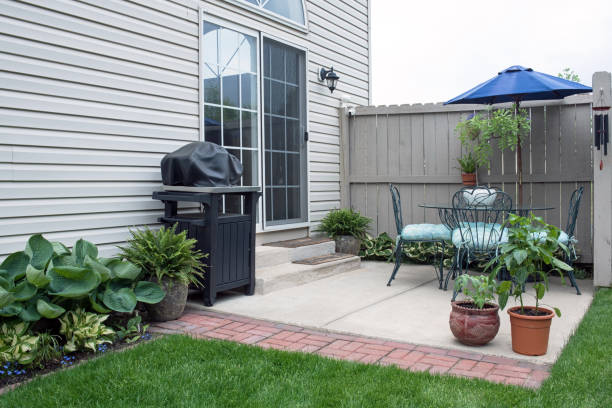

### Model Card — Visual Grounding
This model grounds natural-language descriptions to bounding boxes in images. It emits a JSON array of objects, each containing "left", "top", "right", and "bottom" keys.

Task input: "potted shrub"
[
  {"left": 487, "top": 213, "right": 571, "bottom": 356},
  {"left": 457, "top": 152, "right": 477, "bottom": 186},
  {"left": 316, "top": 209, "right": 371, "bottom": 255},
  {"left": 119, "top": 225, "right": 206, "bottom": 322},
  {"left": 450, "top": 274, "right": 500, "bottom": 346}
]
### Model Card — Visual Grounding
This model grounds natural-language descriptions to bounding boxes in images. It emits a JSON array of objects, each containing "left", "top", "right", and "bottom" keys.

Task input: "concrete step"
[
  {"left": 255, "top": 240, "right": 335, "bottom": 269},
  {"left": 255, "top": 255, "right": 361, "bottom": 295}
]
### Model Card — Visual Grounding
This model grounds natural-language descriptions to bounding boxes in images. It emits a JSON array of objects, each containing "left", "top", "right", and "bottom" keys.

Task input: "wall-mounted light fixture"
[{"left": 319, "top": 67, "right": 340, "bottom": 93}]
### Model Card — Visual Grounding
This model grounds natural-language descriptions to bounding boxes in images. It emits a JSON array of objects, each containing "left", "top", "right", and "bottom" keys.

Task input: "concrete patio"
[{"left": 200, "top": 261, "right": 594, "bottom": 365}]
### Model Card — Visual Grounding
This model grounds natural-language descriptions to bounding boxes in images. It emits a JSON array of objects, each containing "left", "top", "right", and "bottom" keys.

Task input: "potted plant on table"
[
  {"left": 450, "top": 274, "right": 500, "bottom": 346},
  {"left": 487, "top": 213, "right": 572, "bottom": 356},
  {"left": 316, "top": 209, "right": 371, "bottom": 255},
  {"left": 119, "top": 225, "right": 206, "bottom": 322}
]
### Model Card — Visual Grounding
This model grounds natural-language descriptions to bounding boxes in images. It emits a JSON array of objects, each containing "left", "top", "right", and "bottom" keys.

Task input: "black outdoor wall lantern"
[{"left": 319, "top": 67, "right": 340, "bottom": 93}]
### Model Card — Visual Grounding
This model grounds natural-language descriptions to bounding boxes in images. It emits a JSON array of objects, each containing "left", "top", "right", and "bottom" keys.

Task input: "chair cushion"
[
  {"left": 462, "top": 189, "right": 497, "bottom": 206},
  {"left": 528, "top": 231, "right": 574, "bottom": 246},
  {"left": 401, "top": 224, "right": 451, "bottom": 241},
  {"left": 452, "top": 222, "right": 508, "bottom": 251}
]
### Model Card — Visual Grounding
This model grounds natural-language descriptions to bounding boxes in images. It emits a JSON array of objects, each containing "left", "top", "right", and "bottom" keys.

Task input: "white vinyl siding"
[{"left": 0, "top": 0, "right": 370, "bottom": 258}]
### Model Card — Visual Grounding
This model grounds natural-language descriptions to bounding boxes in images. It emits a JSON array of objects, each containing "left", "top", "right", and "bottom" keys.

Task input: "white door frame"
[{"left": 260, "top": 33, "right": 310, "bottom": 231}]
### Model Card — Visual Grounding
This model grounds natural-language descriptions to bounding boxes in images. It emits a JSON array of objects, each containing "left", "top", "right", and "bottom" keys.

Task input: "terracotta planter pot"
[
  {"left": 449, "top": 301, "right": 500, "bottom": 346},
  {"left": 334, "top": 235, "right": 361, "bottom": 255},
  {"left": 508, "top": 306, "right": 554, "bottom": 356},
  {"left": 145, "top": 277, "right": 188, "bottom": 322},
  {"left": 461, "top": 173, "right": 477, "bottom": 186}
]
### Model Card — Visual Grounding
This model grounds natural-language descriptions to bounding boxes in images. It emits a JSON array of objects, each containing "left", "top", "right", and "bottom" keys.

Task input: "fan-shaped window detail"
[{"left": 236, "top": 0, "right": 306, "bottom": 26}]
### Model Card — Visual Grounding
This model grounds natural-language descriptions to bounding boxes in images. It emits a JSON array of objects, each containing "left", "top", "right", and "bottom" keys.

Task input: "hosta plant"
[
  {"left": 360, "top": 232, "right": 395, "bottom": 260},
  {"left": 360, "top": 233, "right": 455, "bottom": 268},
  {"left": 0, "top": 322, "right": 40, "bottom": 365},
  {"left": 115, "top": 315, "right": 149, "bottom": 344},
  {"left": 0, "top": 234, "right": 165, "bottom": 321},
  {"left": 59, "top": 308, "right": 115, "bottom": 353}
]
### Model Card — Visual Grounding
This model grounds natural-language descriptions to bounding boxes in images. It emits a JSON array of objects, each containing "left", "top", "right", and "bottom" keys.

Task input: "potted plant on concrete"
[
  {"left": 457, "top": 152, "right": 477, "bottom": 186},
  {"left": 119, "top": 225, "right": 206, "bottom": 322},
  {"left": 487, "top": 213, "right": 571, "bottom": 356},
  {"left": 316, "top": 209, "right": 371, "bottom": 255},
  {"left": 450, "top": 274, "right": 500, "bottom": 346}
]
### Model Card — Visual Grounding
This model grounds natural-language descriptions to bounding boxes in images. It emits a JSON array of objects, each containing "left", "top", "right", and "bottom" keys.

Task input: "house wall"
[{"left": 0, "top": 0, "right": 370, "bottom": 258}]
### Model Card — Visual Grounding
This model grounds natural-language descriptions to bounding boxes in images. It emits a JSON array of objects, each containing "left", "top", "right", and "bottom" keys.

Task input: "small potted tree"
[
  {"left": 487, "top": 213, "right": 571, "bottom": 356},
  {"left": 120, "top": 225, "right": 206, "bottom": 322},
  {"left": 316, "top": 209, "right": 371, "bottom": 255},
  {"left": 450, "top": 274, "right": 500, "bottom": 346}
]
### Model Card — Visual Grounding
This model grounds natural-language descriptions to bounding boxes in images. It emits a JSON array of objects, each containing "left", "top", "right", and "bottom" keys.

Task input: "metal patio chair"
[
  {"left": 447, "top": 186, "right": 512, "bottom": 300},
  {"left": 387, "top": 184, "right": 451, "bottom": 287},
  {"left": 562, "top": 186, "right": 584, "bottom": 295}
]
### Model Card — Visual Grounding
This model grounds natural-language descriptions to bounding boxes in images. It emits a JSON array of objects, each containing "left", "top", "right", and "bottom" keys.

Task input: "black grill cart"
[{"left": 153, "top": 186, "right": 260, "bottom": 306}]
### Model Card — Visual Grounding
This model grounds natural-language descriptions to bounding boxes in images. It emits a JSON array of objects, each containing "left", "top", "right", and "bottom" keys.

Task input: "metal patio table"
[{"left": 418, "top": 203, "right": 555, "bottom": 289}]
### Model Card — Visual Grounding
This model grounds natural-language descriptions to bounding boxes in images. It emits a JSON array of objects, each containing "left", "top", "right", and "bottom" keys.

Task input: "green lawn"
[{"left": 2, "top": 288, "right": 611, "bottom": 408}]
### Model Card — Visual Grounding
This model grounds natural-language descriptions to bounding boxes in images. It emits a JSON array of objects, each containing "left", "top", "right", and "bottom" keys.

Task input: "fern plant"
[
  {"left": 119, "top": 224, "right": 206, "bottom": 286},
  {"left": 316, "top": 209, "right": 371, "bottom": 240}
]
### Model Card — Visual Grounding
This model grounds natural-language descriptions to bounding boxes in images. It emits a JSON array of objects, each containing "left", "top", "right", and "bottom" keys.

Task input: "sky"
[{"left": 370, "top": 0, "right": 612, "bottom": 105}]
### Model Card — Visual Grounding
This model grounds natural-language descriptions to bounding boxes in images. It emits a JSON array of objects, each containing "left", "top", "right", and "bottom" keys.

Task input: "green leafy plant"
[
  {"left": 360, "top": 233, "right": 455, "bottom": 268},
  {"left": 119, "top": 225, "right": 206, "bottom": 287},
  {"left": 316, "top": 209, "right": 371, "bottom": 240},
  {"left": 558, "top": 68, "right": 580, "bottom": 83},
  {"left": 456, "top": 106, "right": 531, "bottom": 169},
  {"left": 35, "top": 332, "right": 61, "bottom": 365},
  {"left": 59, "top": 308, "right": 115, "bottom": 353},
  {"left": 115, "top": 315, "right": 148, "bottom": 344},
  {"left": 486, "top": 213, "right": 572, "bottom": 317},
  {"left": 0, "top": 234, "right": 165, "bottom": 321},
  {"left": 454, "top": 274, "right": 497, "bottom": 309},
  {"left": 457, "top": 152, "right": 477, "bottom": 174},
  {"left": 0, "top": 321, "right": 41, "bottom": 365},
  {"left": 360, "top": 233, "right": 395, "bottom": 260}
]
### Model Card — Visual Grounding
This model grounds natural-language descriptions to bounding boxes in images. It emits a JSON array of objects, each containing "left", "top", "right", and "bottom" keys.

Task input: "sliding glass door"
[
  {"left": 202, "top": 19, "right": 307, "bottom": 228},
  {"left": 263, "top": 38, "right": 308, "bottom": 226},
  {"left": 202, "top": 21, "right": 259, "bottom": 214}
]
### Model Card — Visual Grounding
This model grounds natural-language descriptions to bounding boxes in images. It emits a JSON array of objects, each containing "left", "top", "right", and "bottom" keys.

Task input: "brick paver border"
[{"left": 150, "top": 308, "right": 550, "bottom": 389}]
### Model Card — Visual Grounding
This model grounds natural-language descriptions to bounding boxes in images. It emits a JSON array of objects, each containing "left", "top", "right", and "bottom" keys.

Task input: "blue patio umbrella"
[{"left": 445, "top": 65, "right": 592, "bottom": 204}]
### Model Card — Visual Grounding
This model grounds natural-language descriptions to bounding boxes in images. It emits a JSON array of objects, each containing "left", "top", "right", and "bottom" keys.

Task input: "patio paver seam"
[
  {"left": 321, "top": 277, "right": 438, "bottom": 326},
  {"left": 151, "top": 309, "right": 551, "bottom": 389}
]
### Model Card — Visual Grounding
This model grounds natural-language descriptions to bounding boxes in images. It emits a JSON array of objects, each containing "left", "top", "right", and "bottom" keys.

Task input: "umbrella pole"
[{"left": 516, "top": 100, "right": 524, "bottom": 207}]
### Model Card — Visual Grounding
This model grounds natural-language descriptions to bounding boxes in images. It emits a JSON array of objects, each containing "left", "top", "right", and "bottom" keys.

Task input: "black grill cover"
[{"left": 161, "top": 142, "right": 243, "bottom": 187}]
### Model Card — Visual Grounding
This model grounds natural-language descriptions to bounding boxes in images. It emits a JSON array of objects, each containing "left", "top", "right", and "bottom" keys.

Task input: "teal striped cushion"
[
  {"left": 401, "top": 224, "right": 451, "bottom": 241},
  {"left": 452, "top": 222, "right": 508, "bottom": 251}
]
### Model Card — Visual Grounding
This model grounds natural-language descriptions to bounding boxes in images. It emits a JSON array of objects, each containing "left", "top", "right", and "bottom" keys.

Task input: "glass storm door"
[
  {"left": 202, "top": 21, "right": 259, "bottom": 214},
  {"left": 263, "top": 38, "right": 307, "bottom": 226}
]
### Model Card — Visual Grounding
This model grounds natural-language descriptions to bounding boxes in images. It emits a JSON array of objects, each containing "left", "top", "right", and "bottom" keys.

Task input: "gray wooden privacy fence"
[{"left": 339, "top": 94, "right": 594, "bottom": 263}]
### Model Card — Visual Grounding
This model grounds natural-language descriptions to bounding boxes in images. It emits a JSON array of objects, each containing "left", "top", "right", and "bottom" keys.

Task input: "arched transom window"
[{"left": 235, "top": 0, "right": 306, "bottom": 26}]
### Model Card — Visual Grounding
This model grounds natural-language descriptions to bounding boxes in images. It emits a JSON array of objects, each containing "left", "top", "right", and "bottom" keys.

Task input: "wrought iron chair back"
[
  {"left": 451, "top": 186, "right": 512, "bottom": 255},
  {"left": 565, "top": 186, "right": 584, "bottom": 239},
  {"left": 389, "top": 184, "right": 403, "bottom": 236}
]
